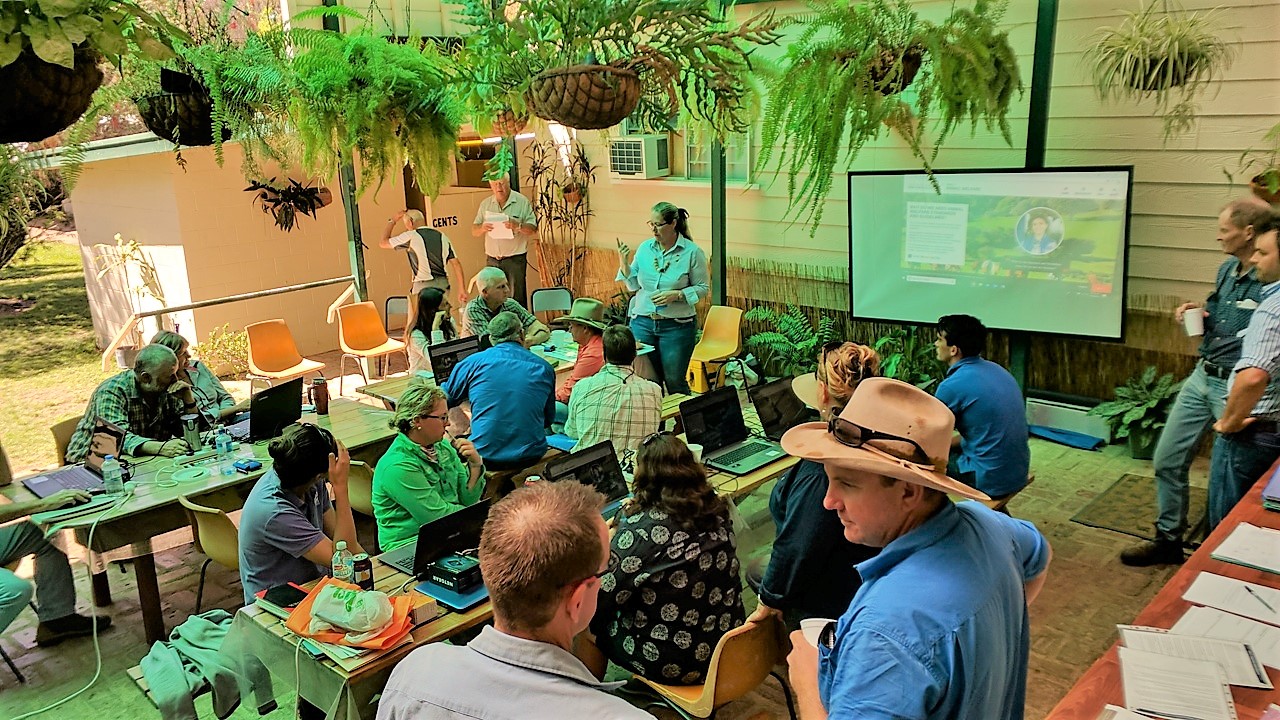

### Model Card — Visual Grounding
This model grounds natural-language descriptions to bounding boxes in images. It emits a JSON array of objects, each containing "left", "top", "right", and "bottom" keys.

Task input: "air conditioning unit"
[{"left": 609, "top": 135, "right": 671, "bottom": 179}]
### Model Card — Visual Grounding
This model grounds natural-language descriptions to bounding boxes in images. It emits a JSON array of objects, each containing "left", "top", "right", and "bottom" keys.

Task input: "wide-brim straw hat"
[
  {"left": 781, "top": 376, "right": 989, "bottom": 501},
  {"left": 551, "top": 297, "right": 608, "bottom": 330}
]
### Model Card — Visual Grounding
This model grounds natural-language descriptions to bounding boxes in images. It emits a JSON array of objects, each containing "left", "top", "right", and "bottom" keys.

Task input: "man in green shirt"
[{"left": 373, "top": 381, "right": 486, "bottom": 551}]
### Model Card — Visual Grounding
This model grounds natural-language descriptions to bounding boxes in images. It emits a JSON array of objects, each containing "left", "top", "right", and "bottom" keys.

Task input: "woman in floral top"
[{"left": 589, "top": 432, "right": 745, "bottom": 684}]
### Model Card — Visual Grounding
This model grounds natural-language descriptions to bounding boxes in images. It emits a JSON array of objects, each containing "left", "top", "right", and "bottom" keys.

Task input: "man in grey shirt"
[
  {"left": 378, "top": 482, "right": 651, "bottom": 720},
  {"left": 472, "top": 178, "right": 538, "bottom": 307}
]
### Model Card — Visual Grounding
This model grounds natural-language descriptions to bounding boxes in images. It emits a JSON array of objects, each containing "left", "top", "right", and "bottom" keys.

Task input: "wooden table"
[
  {"left": 303, "top": 397, "right": 397, "bottom": 462},
  {"left": 1045, "top": 467, "right": 1280, "bottom": 720},
  {"left": 357, "top": 375, "right": 416, "bottom": 410},
  {"left": 226, "top": 560, "right": 492, "bottom": 720}
]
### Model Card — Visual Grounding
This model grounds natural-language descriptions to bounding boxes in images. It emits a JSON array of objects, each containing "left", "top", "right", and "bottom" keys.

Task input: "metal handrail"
[{"left": 100, "top": 275, "right": 356, "bottom": 370}]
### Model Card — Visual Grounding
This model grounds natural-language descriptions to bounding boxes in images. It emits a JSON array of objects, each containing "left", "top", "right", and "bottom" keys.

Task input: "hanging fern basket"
[
  {"left": 135, "top": 69, "right": 229, "bottom": 147},
  {"left": 492, "top": 108, "right": 529, "bottom": 137},
  {"left": 0, "top": 47, "right": 104, "bottom": 143},
  {"left": 1251, "top": 173, "right": 1280, "bottom": 205},
  {"left": 862, "top": 46, "right": 925, "bottom": 96},
  {"left": 527, "top": 64, "right": 641, "bottom": 130},
  {"left": 1124, "top": 51, "right": 1203, "bottom": 91}
]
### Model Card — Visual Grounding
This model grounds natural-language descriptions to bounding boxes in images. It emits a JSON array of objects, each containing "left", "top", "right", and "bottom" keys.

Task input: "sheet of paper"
[
  {"left": 1118, "top": 625, "right": 1271, "bottom": 688},
  {"left": 1183, "top": 572, "right": 1280, "bottom": 627},
  {"left": 1173, "top": 605, "right": 1280, "bottom": 670},
  {"left": 1118, "top": 646, "right": 1237, "bottom": 720},
  {"left": 1211, "top": 523, "right": 1280, "bottom": 574},
  {"left": 484, "top": 212, "right": 514, "bottom": 240},
  {"left": 1096, "top": 705, "right": 1152, "bottom": 720}
]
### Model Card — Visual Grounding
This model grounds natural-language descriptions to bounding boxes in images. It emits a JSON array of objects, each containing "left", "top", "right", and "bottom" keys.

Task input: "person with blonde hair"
[
  {"left": 381, "top": 208, "right": 467, "bottom": 305},
  {"left": 373, "top": 380, "right": 485, "bottom": 551},
  {"left": 749, "top": 342, "right": 882, "bottom": 628}
]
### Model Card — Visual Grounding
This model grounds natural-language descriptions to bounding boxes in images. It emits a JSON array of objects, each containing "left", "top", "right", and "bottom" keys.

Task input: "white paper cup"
[
  {"left": 687, "top": 443, "right": 703, "bottom": 465},
  {"left": 1183, "top": 309, "right": 1205, "bottom": 337},
  {"left": 800, "top": 618, "right": 836, "bottom": 648}
]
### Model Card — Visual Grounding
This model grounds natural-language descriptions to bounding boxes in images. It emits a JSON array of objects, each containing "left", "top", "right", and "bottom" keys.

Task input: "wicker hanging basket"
[
  {"left": 0, "top": 47, "right": 104, "bottom": 143},
  {"left": 136, "top": 69, "right": 229, "bottom": 147},
  {"left": 491, "top": 108, "right": 529, "bottom": 137},
  {"left": 1123, "top": 52, "right": 1202, "bottom": 92},
  {"left": 865, "top": 46, "right": 924, "bottom": 96},
  {"left": 527, "top": 64, "right": 642, "bottom": 131}
]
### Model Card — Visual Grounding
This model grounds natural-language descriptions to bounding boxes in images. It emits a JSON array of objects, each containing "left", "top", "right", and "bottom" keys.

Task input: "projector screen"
[{"left": 848, "top": 167, "right": 1133, "bottom": 339}]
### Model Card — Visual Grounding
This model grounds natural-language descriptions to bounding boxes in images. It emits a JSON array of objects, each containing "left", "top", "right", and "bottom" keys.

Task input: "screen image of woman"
[{"left": 1015, "top": 207, "right": 1065, "bottom": 255}]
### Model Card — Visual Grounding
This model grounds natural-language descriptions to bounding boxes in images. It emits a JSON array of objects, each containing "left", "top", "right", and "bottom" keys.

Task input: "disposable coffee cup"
[
  {"left": 1183, "top": 309, "right": 1205, "bottom": 337},
  {"left": 687, "top": 443, "right": 703, "bottom": 465},
  {"left": 430, "top": 329, "right": 445, "bottom": 344},
  {"left": 800, "top": 618, "right": 837, "bottom": 648}
]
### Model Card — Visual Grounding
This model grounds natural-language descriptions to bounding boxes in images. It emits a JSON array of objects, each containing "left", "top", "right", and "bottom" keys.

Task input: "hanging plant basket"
[
  {"left": 491, "top": 108, "right": 529, "bottom": 137},
  {"left": 864, "top": 46, "right": 924, "bottom": 95},
  {"left": 0, "top": 47, "right": 104, "bottom": 143},
  {"left": 1124, "top": 51, "right": 1203, "bottom": 91},
  {"left": 1251, "top": 172, "right": 1280, "bottom": 205},
  {"left": 527, "top": 64, "right": 641, "bottom": 130},
  {"left": 135, "top": 69, "right": 228, "bottom": 147}
]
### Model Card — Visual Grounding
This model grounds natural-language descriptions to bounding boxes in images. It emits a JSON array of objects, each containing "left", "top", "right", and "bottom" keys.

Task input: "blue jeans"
[
  {"left": 1151, "top": 364, "right": 1228, "bottom": 542},
  {"left": 1208, "top": 424, "right": 1280, "bottom": 528},
  {"left": 0, "top": 521, "right": 76, "bottom": 632},
  {"left": 629, "top": 316, "right": 697, "bottom": 395}
]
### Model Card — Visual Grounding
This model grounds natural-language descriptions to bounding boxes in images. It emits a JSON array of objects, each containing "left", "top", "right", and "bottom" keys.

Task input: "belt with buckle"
[{"left": 1201, "top": 361, "right": 1232, "bottom": 380}]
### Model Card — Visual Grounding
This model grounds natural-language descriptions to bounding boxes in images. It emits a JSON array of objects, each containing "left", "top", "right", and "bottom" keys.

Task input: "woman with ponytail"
[{"left": 615, "top": 201, "right": 710, "bottom": 394}]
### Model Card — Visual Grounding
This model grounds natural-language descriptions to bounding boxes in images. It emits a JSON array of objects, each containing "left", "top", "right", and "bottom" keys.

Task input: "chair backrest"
[
  {"left": 386, "top": 295, "right": 410, "bottom": 336},
  {"left": 51, "top": 415, "right": 83, "bottom": 467},
  {"left": 246, "top": 320, "right": 305, "bottom": 375},
  {"left": 347, "top": 460, "right": 374, "bottom": 517},
  {"left": 530, "top": 287, "right": 573, "bottom": 314},
  {"left": 178, "top": 495, "right": 240, "bottom": 571},
  {"left": 338, "top": 302, "right": 392, "bottom": 354},
  {"left": 706, "top": 616, "right": 782, "bottom": 709},
  {"left": 699, "top": 305, "right": 744, "bottom": 355}
]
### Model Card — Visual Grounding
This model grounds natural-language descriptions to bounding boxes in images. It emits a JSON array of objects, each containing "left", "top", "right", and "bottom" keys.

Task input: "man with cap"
[
  {"left": 781, "top": 377, "right": 1052, "bottom": 720},
  {"left": 552, "top": 298, "right": 608, "bottom": 421}
]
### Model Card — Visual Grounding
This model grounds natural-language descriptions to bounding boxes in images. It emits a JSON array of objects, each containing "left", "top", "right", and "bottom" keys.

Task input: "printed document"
[
  {"left": 1118, "top": 646, "right": 1236, "bottom": 720},
  {"left": 1211, "top": 523, "right": 1280, "bottom": 574},
  {"left": 484, "top": 212, "right": 514, "bottom": 240},
  {"left": 1183, "top": 572, "right": 1280, "bottom": 627},
  {"left": 1173, "top": 605, "right": 1280, "bottom": 670},
  {"left": 1118, "top": 625, "right": 1271, "bottom": 688}
]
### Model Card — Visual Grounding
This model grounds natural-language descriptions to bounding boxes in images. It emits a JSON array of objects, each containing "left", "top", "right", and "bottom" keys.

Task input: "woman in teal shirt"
[
  {"left": 372, "top": 381, "right": 486, "bottom": 551},
  {"left": 152, "top": 331, "right": 248, "bottom": 425}
]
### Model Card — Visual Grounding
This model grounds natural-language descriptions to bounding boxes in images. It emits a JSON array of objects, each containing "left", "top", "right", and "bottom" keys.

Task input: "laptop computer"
[
  {"left": 378, "top": 499, "right": 492, "bottom": 579},
  {"left": 226, "top": 377, "right": 304, "bottom": 442},
  {"left": 748, "top": 376, "right": 820, "bottom": 441},
  {"left": 680, "top": 387, "right": 786, "bottom": 475},
  {"left": 543, "top": 440, "right": 630, "bottom": 518},
  {"left": 23, "top": 418, "right": 125, "bottom": 498},
  {"left": 428, "top": 336, "right": 483, "bottom": 385}
]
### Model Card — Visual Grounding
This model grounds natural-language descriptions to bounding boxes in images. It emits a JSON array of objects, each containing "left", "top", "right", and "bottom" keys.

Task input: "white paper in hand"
[{"left": 485, "top": 212, "right": 514, "bottom": 240}]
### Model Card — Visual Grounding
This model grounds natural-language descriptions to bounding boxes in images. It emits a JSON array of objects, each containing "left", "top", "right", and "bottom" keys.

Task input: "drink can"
[{"left": 352, "top": 553, "right": 374, "bottom": 590}]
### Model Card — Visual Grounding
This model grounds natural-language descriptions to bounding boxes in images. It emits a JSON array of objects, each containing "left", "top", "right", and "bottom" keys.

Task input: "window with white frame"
[{"left": 685, "top": 131, "right": 752, "bottom": 182}]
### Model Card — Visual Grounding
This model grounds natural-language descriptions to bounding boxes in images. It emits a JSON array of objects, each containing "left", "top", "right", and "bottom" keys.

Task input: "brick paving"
[{"left": 0, "top": 426, "right": 1201, "bottom": 718}]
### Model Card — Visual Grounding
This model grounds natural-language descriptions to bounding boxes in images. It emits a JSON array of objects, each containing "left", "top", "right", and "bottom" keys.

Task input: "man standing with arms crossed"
[
  {"left": 473, "top": 177, "right": 538, "bottom": 307},
  {"left": 1121, "top": 198, "right": 1272, "bottom": 566}
]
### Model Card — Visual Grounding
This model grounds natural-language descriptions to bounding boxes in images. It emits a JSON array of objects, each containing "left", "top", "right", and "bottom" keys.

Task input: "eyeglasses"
[
  {"left": 641, "top": 431, "right": 674, "bottom": 447},
  {"left": 567, "top": 551, "right": 619, "bottom": 587},
  {"left": 827, "top": 417, "right": 933, "bottom": 466},
  {"left": 420, "top": 413, "right": 448, "bottom": 422},
  {"left": 647, "top": 219, "right": 673, "bottom": 230}
]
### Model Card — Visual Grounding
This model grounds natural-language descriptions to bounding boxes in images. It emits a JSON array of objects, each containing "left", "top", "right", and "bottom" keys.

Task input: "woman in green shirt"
[{"left": 373, "top": 381, "right": 486, "bottom": 551}]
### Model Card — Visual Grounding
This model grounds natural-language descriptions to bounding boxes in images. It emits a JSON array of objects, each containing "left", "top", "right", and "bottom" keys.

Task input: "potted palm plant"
[
  {"left": 1088, "top": 366, "right": 1183, "bottom": 459},
  {"left": 1084, "top": 0, "right": 1235, "bottom": 142}
]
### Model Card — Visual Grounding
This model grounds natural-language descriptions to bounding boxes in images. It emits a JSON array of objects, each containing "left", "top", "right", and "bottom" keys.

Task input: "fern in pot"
[{"left": 743, "top": 304, "right": 838, "bottom": 378}]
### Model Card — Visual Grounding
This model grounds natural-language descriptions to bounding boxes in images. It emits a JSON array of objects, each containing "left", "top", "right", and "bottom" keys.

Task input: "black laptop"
[
  {"left": 226, "top": 377, "right": 304, "bottom": 442},
  {"left": 543, "top": 440, "right": 630, "bottom": 518},
  {"left": 428, "top": 336, "right": 483, "bottom": 385},
  {"left": 23, "top": 418, "right": 125, "bottom": 498},
  {"left": 377, "top": 499, "right": 492, "bottom": 579},
  {"left": 748, "top": 376, "right": 820, "bottom": 441},
  {"left": 681, "top": 388, "right": 786, "bottom": 475}
]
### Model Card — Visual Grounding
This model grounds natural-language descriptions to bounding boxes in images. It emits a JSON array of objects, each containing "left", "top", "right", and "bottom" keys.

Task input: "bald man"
[{"left": 382, "top": 209, "right": 468, "bottom": 307}]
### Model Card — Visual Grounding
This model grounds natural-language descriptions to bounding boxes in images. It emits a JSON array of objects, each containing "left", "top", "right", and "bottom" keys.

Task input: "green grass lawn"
[{"left": 0, "top": 241, "right": 113, "bottom": 475}]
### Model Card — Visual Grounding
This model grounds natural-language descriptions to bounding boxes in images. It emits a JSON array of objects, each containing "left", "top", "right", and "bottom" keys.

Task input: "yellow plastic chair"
[
  {"left": 337, "top": 302, "right": 408, "bottom": 395},
  {"left": 629, "top": 615, "right": 796, "bottom": 720},
  {"left": 687, "top": 306, "right": 743, "bottom": 394},
  {"left": 347, "top": 460, "right": 375, "bottom": 518},
  {"left": 245, "top": 319, "right": 325, "bottom": 391},
  {"left": 178, "top": 495, "right": 240, "bottom": 612},
  {"left": 51, "top": 415, "right": 83, "bottom": 467}
]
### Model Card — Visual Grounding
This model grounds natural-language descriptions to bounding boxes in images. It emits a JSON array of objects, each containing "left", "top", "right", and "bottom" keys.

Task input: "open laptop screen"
[
  {"left": 748, "top": 377, "right": 818, "bottom": 441},
  {"left": 680, "top": 388, "right": 747, "bottom": 453},
  {"left": 543, "top": 440, "right": 629, "bottom": 504},
  {"left": 428, "top": 336, "right": 482, "bottom": 385},
  {"left": 412, "top": 499, "right": 491, "bottom": 578},
  {"left": 85, "top": 417, "right": 125, "bottom": 474}
]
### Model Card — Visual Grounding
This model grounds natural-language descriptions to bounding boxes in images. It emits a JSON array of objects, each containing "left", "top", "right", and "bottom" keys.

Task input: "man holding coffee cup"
[{"left": 1120, "top": 197, "right": 1272, "bottom": 566}]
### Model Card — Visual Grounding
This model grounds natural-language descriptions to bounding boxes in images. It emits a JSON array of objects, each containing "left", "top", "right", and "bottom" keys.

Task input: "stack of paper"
[
  {"left": 1118, "top": 625, "right": 1271, "bottom": 688},
  {"left": 1211, "top": 523, "right": 1280, "bottom": 574},
  {"left": 1173, "top": 606, "right": 1280, "bottom": 670},
  {"left": 1264, "top": 465, "right": 1280, "bottom": 512},
  {"left": 1183, "top": 572, "right": 1280, "bottom": 626},
  {"left": 1118, "top": 646, "right": 1237, "bottom": 720}
]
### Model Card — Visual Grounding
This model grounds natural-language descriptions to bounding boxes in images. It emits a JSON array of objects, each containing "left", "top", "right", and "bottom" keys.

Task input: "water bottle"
[
  {"left": 101, "top": 455, "right": 124, "bottom": 494},
  {"left": 215, "top": 427, "right": 234, "bottom": 476},
  {"left": 331, "top": 540, "right": 354, "bottom": 583}
]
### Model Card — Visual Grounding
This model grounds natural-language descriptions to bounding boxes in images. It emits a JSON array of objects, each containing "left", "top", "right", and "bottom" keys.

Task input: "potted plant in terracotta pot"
[
  {"left": 1226, "top": 121, "right": 1280, "bottom": 205},
  {"left": 0, "top": 0, "right": 183, "bottom": 142},
  {"left": 1085, "top": 0, "right": 1235, "bottom": 142}
]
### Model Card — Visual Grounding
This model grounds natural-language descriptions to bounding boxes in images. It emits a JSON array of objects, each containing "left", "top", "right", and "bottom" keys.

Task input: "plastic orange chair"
[
  {"left": 687, "top": 306, "right": 743, "bottom": 393},
  {"left": 178, "top": 495, "right": 240, "bottom": 612},
  {"left": 245, "top": 319, "right": 325, "bottom": 390},
  {"left": 337, "top": 301, "right": 407, "bottom": 395}
]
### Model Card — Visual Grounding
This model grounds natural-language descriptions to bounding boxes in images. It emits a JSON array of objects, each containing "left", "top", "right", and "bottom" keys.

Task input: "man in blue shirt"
[
  {"left": 444, "top": 311, "right": 555, "bottom": 470},
  {"left": 933, "top": 314, "right": 1030, "bottom": 499},
  {"left": 1211, "top": 210, "right": 1280, "bottom": 528},
  {"left": 780, "top": 377, "right": 1051, "bottom": 720},
  {"left": 1123, "top": 198, "right": 1271, "bottom": 565}
]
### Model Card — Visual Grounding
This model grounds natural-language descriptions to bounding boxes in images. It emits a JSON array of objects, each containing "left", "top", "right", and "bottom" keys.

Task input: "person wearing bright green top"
[{"left": 373, "top": 381, "right": 487, "bottom": 551}]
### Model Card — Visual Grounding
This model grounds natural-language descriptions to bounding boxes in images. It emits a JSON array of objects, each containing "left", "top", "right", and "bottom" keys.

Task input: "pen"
[
  {"left": 1245, "top": 585, "right": 1277, "bottom": 614},
  {"left": 1135, "top": 709, "right": 1206, "bottom": 720}
]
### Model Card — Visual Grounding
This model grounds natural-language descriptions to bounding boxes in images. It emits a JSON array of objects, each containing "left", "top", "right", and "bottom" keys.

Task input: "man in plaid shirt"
[
  {"left": 463, "top": 267, "right": 549, "bottom": 345},
  {"left": 564, "top": 326, "right": 663, "bottom": 455},
  {"left": 65, "top": 344, "right": 201, "bottom": 464}
]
